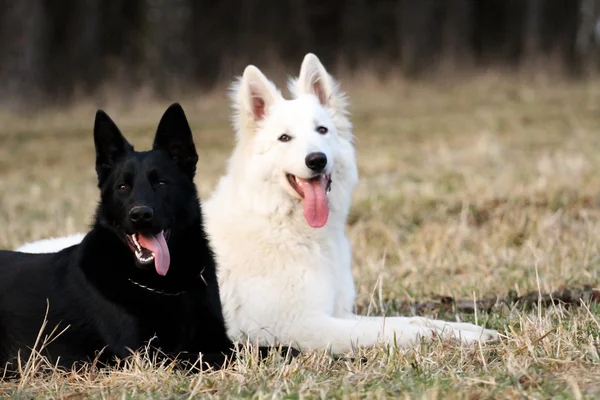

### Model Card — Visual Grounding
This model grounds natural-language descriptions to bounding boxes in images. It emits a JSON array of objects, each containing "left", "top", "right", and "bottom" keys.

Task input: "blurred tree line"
[{"left": 0, "top": 0, "right": 598, "bottom": 106}]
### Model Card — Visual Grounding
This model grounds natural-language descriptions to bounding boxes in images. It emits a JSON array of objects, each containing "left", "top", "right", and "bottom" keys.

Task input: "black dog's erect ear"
[
  {"left": 153, "top": 103, "right": 199, "bottom": 179},
  {"left": 94, "top": 110, "right": 133, "bottom": 182}
]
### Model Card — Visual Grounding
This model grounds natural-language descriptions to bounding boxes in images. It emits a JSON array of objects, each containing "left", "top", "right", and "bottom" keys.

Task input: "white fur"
[
  {"left": 15, "top": 54, "right": 498, "bottom": 354},
  {"left": 206, "top": 53, "right": 498, "bottom": 353},
  {"left": 16, "top": 233, "right": 86, "bottom": 254}
]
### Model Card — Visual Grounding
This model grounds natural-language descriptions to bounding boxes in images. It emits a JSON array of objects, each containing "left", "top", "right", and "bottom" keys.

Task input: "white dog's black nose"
[
  {"left": 305, "top": 152, "right": 327, "bottom": 172},
  {"left": 129, "top": 206, "right": 154, "bottom": 223}
]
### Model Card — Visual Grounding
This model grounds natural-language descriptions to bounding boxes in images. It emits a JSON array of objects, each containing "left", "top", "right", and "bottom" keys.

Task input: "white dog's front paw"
[
  {"left": 407, "top": 318, "right": 498, "bottom": 344},
  {"left": 389, "top": 325, "right": 498, "bottom": 347},
  {"left": 447, "top": 326, "right": 498, "bottom": 344},
  {"left": 381, "top": 318, "right": 499, "bottom": 348}
]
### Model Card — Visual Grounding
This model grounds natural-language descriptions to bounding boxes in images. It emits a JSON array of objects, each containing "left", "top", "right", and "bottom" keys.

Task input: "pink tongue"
[
  {"left": 137, "top": 232, "right": 171, "bottom": 276},
  {"left": 297, "top": 176, "right": 330, "bottom": 228}
]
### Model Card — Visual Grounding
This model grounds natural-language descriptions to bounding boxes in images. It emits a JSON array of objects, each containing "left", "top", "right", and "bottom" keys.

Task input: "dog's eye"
[
  {"left": 316, "top": 126, "right": 328, "bottom": 135},
  {"left": 156, "top": 181, "right": 167, "bottom": 188},
  {"left": 117, "top": 184, "right": 130, "bottom": 192},
  {"left": 278, "top": 134, "right": 292, "bottom": 142}
]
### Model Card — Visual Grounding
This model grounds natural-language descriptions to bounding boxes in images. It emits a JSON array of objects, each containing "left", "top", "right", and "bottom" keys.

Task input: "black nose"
[
  {"left": 305, "top": 152, "right": 327, "bottom": 172},
  {"left": 129, "top": 206, "right": 154, "bottom": 224}
]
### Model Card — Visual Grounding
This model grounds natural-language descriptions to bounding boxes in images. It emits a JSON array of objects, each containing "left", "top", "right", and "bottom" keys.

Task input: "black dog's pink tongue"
[
  {"left": 297, "top": 175, "right": 329, "bottom": 228},
  {"left": 137, "top": 231, "right": 170, "bottom": 276}
]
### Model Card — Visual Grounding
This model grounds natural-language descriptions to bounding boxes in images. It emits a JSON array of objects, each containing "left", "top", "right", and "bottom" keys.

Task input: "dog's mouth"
[
  {"left": 286, "top": 173, "right": 332, "bottom": 229},
  {"left": 125, "top": 230, "right": 171, "bottom": 276}
]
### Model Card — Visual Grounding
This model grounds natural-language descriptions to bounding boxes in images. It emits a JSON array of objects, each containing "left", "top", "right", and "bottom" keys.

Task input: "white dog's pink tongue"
[
  {"left": 297, "top": 176, "right": 329, "bottom": 228},
  {"left": 137, "top": 232, "right": 171, "bottom": 276}
]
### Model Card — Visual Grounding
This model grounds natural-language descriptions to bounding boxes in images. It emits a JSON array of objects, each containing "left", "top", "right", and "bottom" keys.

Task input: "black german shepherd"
[{"left": 0, "top": 103, "right": 234, "bottom": 376}]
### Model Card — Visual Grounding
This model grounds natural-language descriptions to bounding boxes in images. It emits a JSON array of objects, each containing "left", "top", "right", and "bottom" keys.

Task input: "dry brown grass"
[{"left": 1, "top": 72, "right": 600, "bottom": 398}]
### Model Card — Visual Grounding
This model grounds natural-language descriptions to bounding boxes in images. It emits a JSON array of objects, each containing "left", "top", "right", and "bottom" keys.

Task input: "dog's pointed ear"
[
  {"left": 94, "top": 110, "right": 133, "bottom": 181},
  {"left": 289, "top": 53, "right": 353, "bottom": 140},
  {"left": 153, "top": 103, "right": 198, "bottom": 179},
  {"left": 295, "top": 53, "right": 334, "bottom": 106},
  {"left": 231, "top": 65, "right": 282, "bottom": 135},
  {"left": 241, "top": 65, "right": 279, "bottom": 121}
]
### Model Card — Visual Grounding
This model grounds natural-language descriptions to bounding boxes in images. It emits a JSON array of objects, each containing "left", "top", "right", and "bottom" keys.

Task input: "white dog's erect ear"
[
  {"left": 231, "top": 65, "right": 281, "bottom": 136},
  {"left": 296, "top": 53, "right": 334, "bottom": 106},
  {"left": 242, "top": 66, "right": 279, "bottom": 120},
  {"left": 289, "top": 52, "right": 353, "bottom": 141},
  {"left": 245, "top": 66, "right": 273, "bottom": 120}
]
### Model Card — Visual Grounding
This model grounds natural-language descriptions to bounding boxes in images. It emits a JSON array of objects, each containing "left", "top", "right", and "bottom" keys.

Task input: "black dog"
[{"left": 0, "top": 103, "right": 234, "bottom": 376}]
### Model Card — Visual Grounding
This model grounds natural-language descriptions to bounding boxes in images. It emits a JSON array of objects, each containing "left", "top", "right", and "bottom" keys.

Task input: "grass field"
[{"left": 1, "top": 72, "right": 600, "bottom": 398}]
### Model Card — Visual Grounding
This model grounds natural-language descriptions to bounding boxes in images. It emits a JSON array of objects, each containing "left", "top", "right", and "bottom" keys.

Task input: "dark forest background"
[{"left": 1, "top": 0, "right": 599, "bottom": 108}]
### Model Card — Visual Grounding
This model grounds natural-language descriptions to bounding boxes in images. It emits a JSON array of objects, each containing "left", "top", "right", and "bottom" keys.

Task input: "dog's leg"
[
  {"left": 290, "top": 314, "right": 438, "bottom": 354},
  {"left": 289, "top": 313, "right": 497, "bottom": 354},
  {"left": 356, "top": 315, "right": 498, "bottom": 341},
  {"left": 401, "top": 316, "right": 497, "bottom": 334}
]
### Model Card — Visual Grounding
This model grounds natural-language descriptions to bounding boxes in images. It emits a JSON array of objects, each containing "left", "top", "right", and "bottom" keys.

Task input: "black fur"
[{"left": 0, "top": 103, "right": 234, "bottom": 377}]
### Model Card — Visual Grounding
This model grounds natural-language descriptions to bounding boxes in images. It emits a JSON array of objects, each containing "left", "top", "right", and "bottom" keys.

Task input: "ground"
[{"left": 0, "top": 72, "right": 599, "bottom": 398}]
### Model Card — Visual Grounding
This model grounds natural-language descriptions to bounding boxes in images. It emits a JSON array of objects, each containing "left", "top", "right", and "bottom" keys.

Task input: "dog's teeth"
[
  {"left": 140, "top": 254, "right": 155, "bottom": 263},
  {"left": 131, "top": 234, "right": 142, "bottom": 251},
  {"left": 135, "top": 251, "right": 155, "bottom": 264}
]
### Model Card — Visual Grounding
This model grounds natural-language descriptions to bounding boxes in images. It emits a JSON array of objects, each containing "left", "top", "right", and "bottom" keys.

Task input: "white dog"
[
  {"left": 204, "top": 54, "right": 497, "bottom": 353},
  {"left": 16, "top": 54, "right": 497, "bottom": 354}
]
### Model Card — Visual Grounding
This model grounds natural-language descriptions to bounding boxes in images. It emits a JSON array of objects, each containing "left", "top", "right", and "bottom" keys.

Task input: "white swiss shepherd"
[{"left": 16, "top": 53, "right": 498, "bottom": 354}]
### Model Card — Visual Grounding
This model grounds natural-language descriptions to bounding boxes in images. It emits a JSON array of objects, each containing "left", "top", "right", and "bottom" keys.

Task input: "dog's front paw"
[
  {"left": 449, "top": 327, "right": 498, "bottom": 344},
  {"left": 407, "top": 318, "right": 499, "bottom": 344}
]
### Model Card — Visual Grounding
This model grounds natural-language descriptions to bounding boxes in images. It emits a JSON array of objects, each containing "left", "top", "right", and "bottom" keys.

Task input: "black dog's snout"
[
  {"left": 305, "top": 152, "right": 327, "bottom": 172},
  {"left": 129, "top": 206, "right": 154, "bottom": 224}
]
